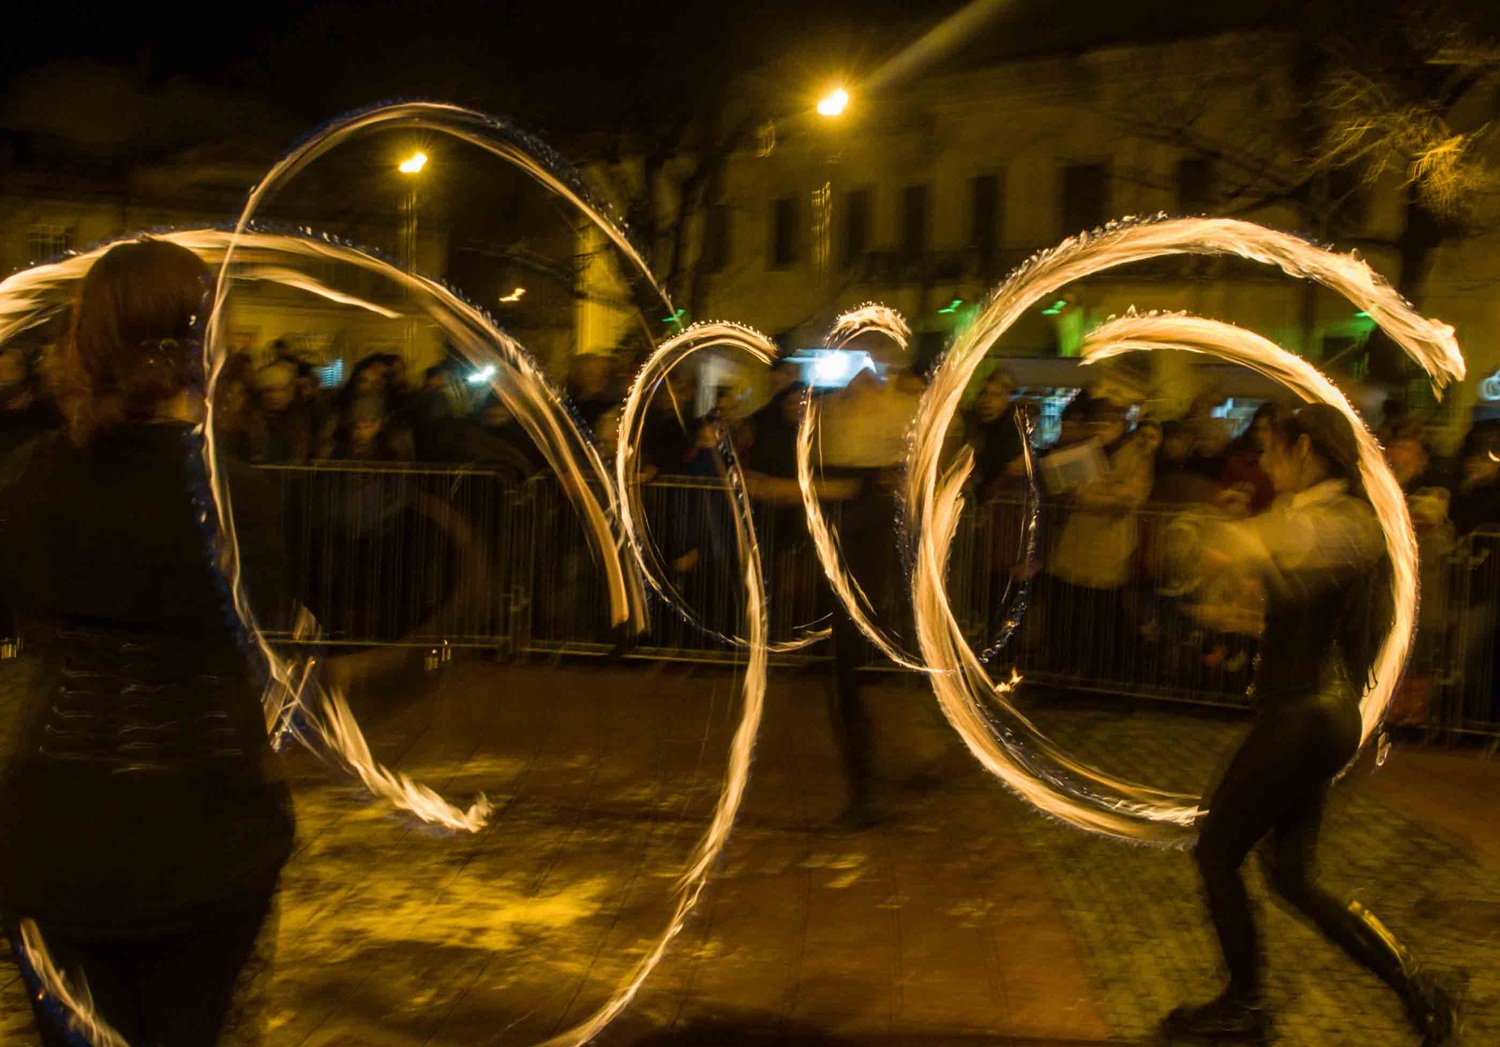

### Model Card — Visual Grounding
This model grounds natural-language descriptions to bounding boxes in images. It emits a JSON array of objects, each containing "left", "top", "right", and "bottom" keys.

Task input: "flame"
[{"left": 907, "top": 215, "right": 1461, "bottom": 844}]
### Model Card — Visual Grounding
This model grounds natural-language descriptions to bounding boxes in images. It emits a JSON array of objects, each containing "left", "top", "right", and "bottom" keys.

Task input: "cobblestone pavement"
[
  {"left": 1013, "top": 696, "right": 1499, "bottom": 1046},
  {"left": 1, "top": 659, "right": 1494, "bottom": 1046}
]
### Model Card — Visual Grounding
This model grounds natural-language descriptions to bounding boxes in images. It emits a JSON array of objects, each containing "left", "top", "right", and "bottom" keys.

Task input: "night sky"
[{"left": 1, "top": 0, "right": 1309, "bottom": 156}]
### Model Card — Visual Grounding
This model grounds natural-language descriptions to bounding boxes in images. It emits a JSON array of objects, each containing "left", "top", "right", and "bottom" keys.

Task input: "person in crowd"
[
  {"left": 1376, "top": 395, "right": 1411, "bottom": 446},
  {"left": 1385, "top": 430, "right": 1456, "bottom": 726},
  {"left": 0, "top": 239, "right": 296, "bottom": 1046},
  {"left": 250, "top": 360, "right": 311, "bottom": 464},
  {"left": 1041, "top": 398, "right": 1154, "bottom": 680},
  {"left": 638, "top": 367, "right": 698, "bottom": 479},
  {"left": 1450, "top": 423, "right": 1500, "bottom": 730},
  {"left": 1449, "top": 422, "right": 1500, "bottom": 537},
  {"left": 1217, "top": 402, "right": 1279, "bottom": 513},
  {"left": 318, "top": 355, "right": 397, "bottom": 459},
  {"left": 1163, "top": 404, "right": 1458, "bottom": 1044},
  {"left": 211, "top": 351, "right": 259, "bottom": 461},
  {"left": 1150, "top": 420, "right": 1223, "bottom": 507},
  {"left": 1183, "top": 391, "right": 1233, "bottom": 480},
  {"left": 322, "top": 395, "right": 413, "bottom": 461},
  {"left": 411, "top": 363, "right": 467, "bottom": 462},
  {"left": 967, "top": 368, "right": 1029, "bottom": 497},
  {"left": 465, "top": 393, "right": 540, "bottom": 478},
  {"left": 0, "top": 348, "right": 64, "bottom": 459},
  {"left": 568, "top": 353, "right": 618, "bottom": 432},
  {"left": 1386, "top": 428, "right": 1433, "bottom": 494}
]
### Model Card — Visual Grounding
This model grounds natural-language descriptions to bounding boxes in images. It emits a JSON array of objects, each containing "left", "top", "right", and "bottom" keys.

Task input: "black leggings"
[
  {"left": 8, "top": 894, "right": 274, "bottom": 1047},
  {"left": 1196, "top": 690, "right": 1416, "bottom": 1001}
]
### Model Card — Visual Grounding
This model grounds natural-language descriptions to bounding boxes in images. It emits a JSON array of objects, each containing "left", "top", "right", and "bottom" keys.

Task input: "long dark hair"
[
  {"left": 58, "top": 239, "right": 208, "bottom": 443},
  {"left": 1271, "top": 403, "right": 1392, "bottom": 690}
]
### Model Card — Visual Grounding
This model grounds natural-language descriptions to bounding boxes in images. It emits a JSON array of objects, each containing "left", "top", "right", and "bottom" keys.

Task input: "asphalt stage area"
[{"left": 2, "top": 656, "right": 1497, "bottom": 1046}]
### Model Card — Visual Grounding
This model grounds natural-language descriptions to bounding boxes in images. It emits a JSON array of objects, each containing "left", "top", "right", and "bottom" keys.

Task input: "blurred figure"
[
  {"left": 814, "top": 343, "right": 922, "bottom": 828},
  {"left": 568, "top": 353, "right": 617, "bottom": 431},
  {"left": 1386, "top": 430, "right": 1432, "bottom": 493},
  {"left": 1217, "top": 402, "right": 1279, "bottom": 514},
  {"left": 1150, "top": 420, "right": 1223, "bottom": 507},
  {"left": 0, "top": 239, "right": 295, "bottom": 1047},
  {"left": 1041, "top": 399, "right": 1154, "bottom": 680},
  {"left": 0, "top": 348, "right": 63, "bottom": 459},
  {"left": 639, "top": 367, "right": 697, "bottom": 479},
  {"left": 1451, "top": 424, "right": 1500, "bottom": 731},
  {"left": 465, "top": 394, "right": 540, "bottom": 479},
  {"left": 211, "top": 352, "right": 258, "bottom": 462},
  {"left": 1183, "top": 391, "right": 1233, "bottom": 480},
  {"left": 323, "top": 397, "right": 413, "bottom": 461},
  {"left": 967, "top": 368, "right": 1028, "bottom": 496},
  {"left": 411, "top": 363, "right": 466, "bottom": 462},
  {"left": 251, "top": 360, "right": 311, "bottom": 464},
  {"left": 1450, "top": 423, "right": 1500, "bottom": 537},
  {"left": 1387, "top": 430, "right": 1454, "bottom": 727},
  {"left": 1163, "top": 404, "right": 1457, "bottom": 1044}
]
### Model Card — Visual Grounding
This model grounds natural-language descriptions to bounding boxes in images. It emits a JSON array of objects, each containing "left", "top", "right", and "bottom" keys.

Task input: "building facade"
[{"left": 578, "top": 31, "right": 1500, "bottom": 441}]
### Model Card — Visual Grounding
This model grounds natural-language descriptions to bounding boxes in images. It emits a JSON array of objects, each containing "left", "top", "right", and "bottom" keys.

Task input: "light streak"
[
  {"left": 1078, "top": 312, "right": 1416, "bottom": 743},
  {"left": 14, "top": 921, "right": 131, "bottom": 1047},
  {"left": 907, "top": 215, "right": 1462, "bottom": 844},
  {"left": 197, "top": 103, "right": 764, "bottom": 1047},
  {"left": 798, "top": 304, "right": 926, "bottom": 668}
]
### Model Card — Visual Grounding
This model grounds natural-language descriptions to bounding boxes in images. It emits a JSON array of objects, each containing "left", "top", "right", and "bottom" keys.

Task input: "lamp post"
[
  {"left": 397, "top": 151, "right": 427, "bottom": 356},
  {"left": 813, "top": 88, "right": 849, "bottom": 294}
]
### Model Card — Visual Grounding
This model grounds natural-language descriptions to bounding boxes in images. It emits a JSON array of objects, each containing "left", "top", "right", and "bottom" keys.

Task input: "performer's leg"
[
  {"left": 1164, "top": 711, "right": 1339, "bottom": 1039},
  {"left": 1262, "top": 795, "right": 1460, "bottom": 1043},
  {"left": 828, "top": 609, "right": 877, "bottom": 825}
]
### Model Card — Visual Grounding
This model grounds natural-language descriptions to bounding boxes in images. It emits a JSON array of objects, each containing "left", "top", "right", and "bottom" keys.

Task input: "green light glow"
[
  {"left": 939, "top": 298, "right": 964, "bottom": 314},
  {"left": 662, "top": 308, "right": 687, "bottom": 326},
  {"left": 1040, "top": 299, "right": 1068, "bottom": 316}
]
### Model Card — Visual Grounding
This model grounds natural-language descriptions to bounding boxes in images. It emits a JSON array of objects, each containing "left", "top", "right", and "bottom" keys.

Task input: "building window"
[
  {"left": 704, "top": 203, "right": 731, "bottom": 273},
  {"left": 28, "top": 224, "right": 72, "bottom": 261},
  {"left": 1176, "top": 158, "right": 1216, "bottom": 214},
  {"left": 970, "top": 173, "right": 1001, "bottom": 271},
  {"left": 769, "top": 196, "right": 799, "bottom": 269},
  {"left": 1060, "top": 162, "right": 1109, "bottom": 235},
  {"left": 842, "top": 188, "right": 871, "bottom": 267},
  {"left": 900, "top": 184, "right": 929, "bottom": 260}
]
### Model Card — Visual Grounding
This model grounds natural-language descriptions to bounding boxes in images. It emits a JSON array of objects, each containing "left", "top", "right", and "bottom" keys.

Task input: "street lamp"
[
  {"left": 397, "top": 151, "right": 428, "bottom": 356},
  {"left": 817, "top": 88, "right": 850, "bottom": 117}
]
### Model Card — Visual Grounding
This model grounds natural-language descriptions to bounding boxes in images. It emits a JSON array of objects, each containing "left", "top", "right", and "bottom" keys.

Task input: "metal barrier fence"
[
  {"left": 253, "top": 462, "right": 533, "bottom": 651},
  {"left": 3, "top": 463, "right": 1498, "bottom": 744}
]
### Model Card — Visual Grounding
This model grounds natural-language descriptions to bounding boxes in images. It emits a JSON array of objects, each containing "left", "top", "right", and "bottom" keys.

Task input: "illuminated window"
[{"left": 769, "top": 196, "right": 799, "bottom": 269}]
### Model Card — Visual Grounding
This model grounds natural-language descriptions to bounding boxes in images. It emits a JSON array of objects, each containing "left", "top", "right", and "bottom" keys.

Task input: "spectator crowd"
[{"left": 3, "top": 337, "right": 1499, "bottom": 729}]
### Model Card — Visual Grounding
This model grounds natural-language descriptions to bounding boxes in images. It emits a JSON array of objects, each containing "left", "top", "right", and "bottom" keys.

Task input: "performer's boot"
[
  {"left": 1160, "top": 992, "right": 1269, "bottom": 1043},
  {"left": 1342, "top": 901, "right": 1462, "bottom": 1045}
]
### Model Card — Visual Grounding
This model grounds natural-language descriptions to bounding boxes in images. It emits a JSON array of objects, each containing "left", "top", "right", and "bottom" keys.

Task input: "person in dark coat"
[{"left": 0, "top": 239, "right": 296, "bottom": 1047}]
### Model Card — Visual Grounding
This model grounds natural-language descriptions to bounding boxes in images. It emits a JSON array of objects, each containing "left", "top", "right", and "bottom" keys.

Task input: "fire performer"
[
  {"left": 0, "top": 239, "right": 295, "bottom": 1046},
  {"left": 1163, "top": 405, "right": 1458, "bottom": 1045}
]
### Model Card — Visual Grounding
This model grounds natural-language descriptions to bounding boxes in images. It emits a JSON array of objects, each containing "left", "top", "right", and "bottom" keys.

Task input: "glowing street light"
[
  {"left": 817, "top": 88, "right": 849, "bottom": 117},
  {"left": 398, "top": 151, "right": 428, "bottom": 174}
]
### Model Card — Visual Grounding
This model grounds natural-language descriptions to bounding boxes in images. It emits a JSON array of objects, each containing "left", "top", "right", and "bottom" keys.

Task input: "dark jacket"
[{"left": 0, "top": 424, "right": 295, "bottom": 935}]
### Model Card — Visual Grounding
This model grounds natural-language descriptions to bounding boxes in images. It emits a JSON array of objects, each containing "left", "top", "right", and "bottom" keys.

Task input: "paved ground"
[{"left": 2, "top": 656, "right": 1497, "bottom": 1046}]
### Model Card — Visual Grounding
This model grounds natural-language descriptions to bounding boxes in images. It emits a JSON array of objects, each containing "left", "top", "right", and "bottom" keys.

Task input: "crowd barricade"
[
  {"left": 2, "top": 463, "right": 1498, "bottom": 746},
  {"left": 252, "top": 461, "right": 531, "bottom": 651}
]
